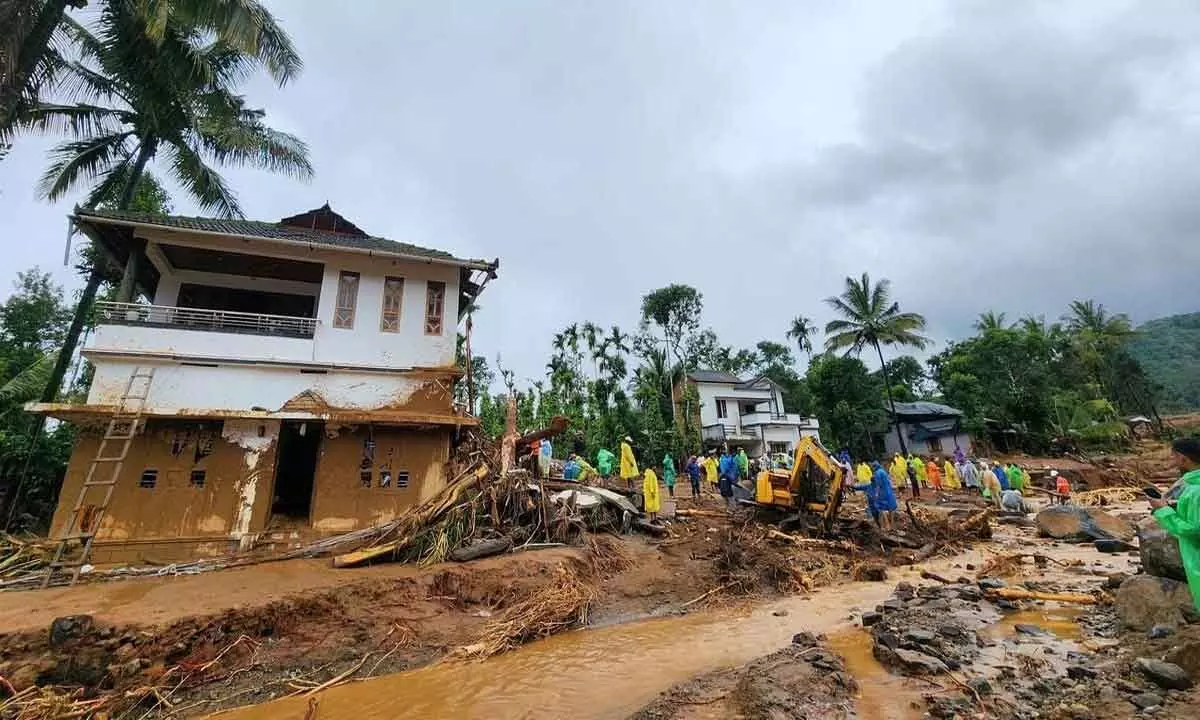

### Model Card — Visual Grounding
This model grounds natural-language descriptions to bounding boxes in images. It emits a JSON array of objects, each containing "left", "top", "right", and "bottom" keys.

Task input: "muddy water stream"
[{"left": 215, "top": 577, "right": 916, "bottom": 720}]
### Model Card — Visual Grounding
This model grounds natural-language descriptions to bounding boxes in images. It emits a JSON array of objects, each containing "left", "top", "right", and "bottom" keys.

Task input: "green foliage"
[
  {"left": 878, "top": 355, "right": 926, "bottom": 402},
  {"left": 15, "top": 1, "right": 312, "bottom": 218},
  {"left": 805, "top": 354, "right": 886, "bottom": 458},
  {"left": 0, "top": 268, "right": 75, "bottom": 532},
  {"left": 1127, "top": 312, "right": 1200, "bottom": 411}
]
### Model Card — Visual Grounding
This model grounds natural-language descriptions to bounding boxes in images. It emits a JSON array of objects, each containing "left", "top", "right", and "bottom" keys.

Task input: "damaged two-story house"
[{"left": 28, "top": 205, "right": 497, "bottom": 564}]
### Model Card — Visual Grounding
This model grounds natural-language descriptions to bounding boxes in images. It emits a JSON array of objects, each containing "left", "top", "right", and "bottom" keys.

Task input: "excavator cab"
[{"left": 753, "top": 436, "right": 846, "bottom": 534}]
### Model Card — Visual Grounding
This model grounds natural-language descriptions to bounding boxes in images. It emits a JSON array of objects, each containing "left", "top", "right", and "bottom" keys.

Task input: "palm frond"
[
  {"left": 21, "top": 102, "right": 131, "bottom": 138},
  {"left": 165, "top": 139, "right": 242, "bottom": 217},
  {"left": 37, "top": 131, "right": 135, "bottom": 201},
  {"left": 0, "top": 352, "right": 58, "bottom": 407}
]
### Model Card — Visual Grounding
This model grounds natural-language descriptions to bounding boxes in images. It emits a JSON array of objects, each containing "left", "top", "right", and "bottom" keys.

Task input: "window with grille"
[
  {"left": 381, "top": 277, "right": 404, "bottom": 332},
  {"left": 424, "top": 281, "right": 445, "bottom": 336},
  {"left": 189, "top": 470, "right": 206, "bottom": 488},
  {"left": 140, "top": 469, "right": 158, "bottom": 489},
  {"left": 333, "top": 271, "right": 359, "bottom": 329},
  {"left": 716, "top": 399, "right": 727, "bottom": 419}
]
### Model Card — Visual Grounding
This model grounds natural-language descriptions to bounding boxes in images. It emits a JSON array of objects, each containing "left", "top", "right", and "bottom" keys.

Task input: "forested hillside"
[{"left": 1128, "top": 312, "right": 1200, "bottom": 411}]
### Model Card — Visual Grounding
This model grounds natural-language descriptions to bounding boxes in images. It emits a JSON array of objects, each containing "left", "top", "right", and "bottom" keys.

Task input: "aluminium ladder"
[{"left": 42, "top": 366, "right": 156, "bottom": 588}]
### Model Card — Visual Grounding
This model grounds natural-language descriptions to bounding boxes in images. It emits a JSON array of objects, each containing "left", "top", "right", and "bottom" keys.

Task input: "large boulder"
[
  {"left": 1036, "top": 505, "right": 1135, "bottom": 542},
  {"left": 1164, "top": 641, "right": 1200, "bottom": 679},
  {"left": 1137, "top": 517, "right": 1186, "bottom": 582},
  {"left": 1115, "top": 575, "right": 1199, "bottom": 630}
]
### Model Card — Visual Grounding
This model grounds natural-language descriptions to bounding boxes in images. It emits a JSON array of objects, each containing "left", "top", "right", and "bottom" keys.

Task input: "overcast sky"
[{"left": 2, "top": 0, "right": 1199, "bottom": 383}]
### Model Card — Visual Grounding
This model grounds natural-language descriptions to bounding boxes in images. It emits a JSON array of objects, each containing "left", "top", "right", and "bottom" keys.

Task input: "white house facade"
[
  {"left": 683, "top": 370, "right": 820, "bottom": 456},
  {"left": 30, "top": 205, "right": 497, "bottom": 563}
]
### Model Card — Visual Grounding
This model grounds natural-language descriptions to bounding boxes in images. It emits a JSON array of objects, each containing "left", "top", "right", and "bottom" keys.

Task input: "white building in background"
[
  {"left": 680, "top": 370, "right": 820, "bottom": 456},
  {"left": 30, "top": 204, "right": 498, "bottom": 562}
]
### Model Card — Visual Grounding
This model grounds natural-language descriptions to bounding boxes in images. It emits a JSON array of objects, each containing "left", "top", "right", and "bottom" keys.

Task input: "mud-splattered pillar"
[{"left": 221, "top": 420, "right": 280, "bottom": 550}]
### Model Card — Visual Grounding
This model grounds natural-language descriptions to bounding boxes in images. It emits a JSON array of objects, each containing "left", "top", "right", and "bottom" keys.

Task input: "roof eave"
[{"left": 72, "top": 210, "right": 499, "bottom": 272}]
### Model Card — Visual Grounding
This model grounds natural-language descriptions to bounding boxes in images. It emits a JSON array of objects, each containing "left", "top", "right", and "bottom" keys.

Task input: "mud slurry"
[
  {"left": 630, "top": 576, "right": 1200, "bottom": 720},
  {"left": 630, "top": 632, "right": 860, "bottom": 720}
]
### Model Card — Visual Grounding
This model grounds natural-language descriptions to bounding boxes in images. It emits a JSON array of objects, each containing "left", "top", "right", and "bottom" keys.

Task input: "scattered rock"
[
  {"left": 957, "top": 586, "right": 983, "bottom": 601},
  {"left": 1163, "top": 641, "right": 1200, "bottom": 677},
  {"left": 1148, "top": 625, "right": 1174, "bottom": 640},
  {"left": 1067, "top": 666, "right": 1098, "bottom": 680},
  {"left": 978, "top": 577, "right": 1006, "bottom": 590},
  {"left": 938, "top": 625, "right": 965, "bottom": 639},
  {"left": 1106, "top": 572, "right": 1130, "bottom": 589},
  {"left": 1015, "top": 623, "right": 1046, "bottom": 636},
  {"left": 966, "top": 563, "right": 976, "bottom": 571},
  {"left": 107, "top": 658, "right": 143, "bottom": 680},
  {"left": 881, "top": 598, "right": 905, "bottom": 612},
  {"left": 923, "top": 599, "right": 952, "bottom": 612},
  {"left": 1137, "top": 517, "right": 1186, "bottom": 583},
  {"left": 995, "top": 599, "right": 1020, "bottom": 611},
  {"left": 1135, "top": 658, "right": 1193, "bottom": 691},
  {"left": 1116, "top": 679, "right": 1144, "bottom": 694},
  {"left": 113, "top": 643, "right": 138, "bottom": 662},
  {"left": 855, "top": 563, "right": 888, "bottom": 582},
  {"left": 887, "top": 647, "right": 948, "bottom": 675},
  {"left": 1130, "top": 693, "right": 1164, "bottom": 710},
  {"left": 1095, "top": 538, "right": 1136, "bottom": 553},
  {"left": 772, "top": 609, "right": 789, "bottom": 617},
  {"left": 1036, "top": 505, "right": 1135, "bottom": 542},
  {"left": 48, "top": 615, "right": 94, "bottom": 648},
  {"left": 791, "top": 631, "right": 818, "bottom": 647},
  {"left": 861, "top": 611, "right": 882, "bottom": 628},
  {"left": 968, "top": 677, "right": 993, "bottom": 696},
  {"left": 905, "top": 629, "right": 937, "bottom": 644},
  {"left": 1116, "top": 576, "right": 1198, "bottom": 630},
  {"left": 894, "top": 582, "right": 915, "bottom": 599}
]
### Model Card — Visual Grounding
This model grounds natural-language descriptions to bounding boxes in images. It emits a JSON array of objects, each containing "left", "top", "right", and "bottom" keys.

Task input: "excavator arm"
[{"left": 753, "top": 436, "right": 846, "bottom": 533}]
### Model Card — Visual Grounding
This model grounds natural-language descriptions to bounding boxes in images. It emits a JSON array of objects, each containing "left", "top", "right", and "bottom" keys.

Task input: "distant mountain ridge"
[{"left": 1128, "top": 311, "right": 1200, "bottom": 411}]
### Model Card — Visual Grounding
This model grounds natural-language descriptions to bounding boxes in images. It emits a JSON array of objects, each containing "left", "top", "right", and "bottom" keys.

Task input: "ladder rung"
[
  {"left": 104, "top": 432, "right": 137, "bottom": 441},
  {"left": 92, "top": 456, "right": 125, "bottom": 463},
  {"left": 83, "top": 480, "right": 117, "bottom": 487}
]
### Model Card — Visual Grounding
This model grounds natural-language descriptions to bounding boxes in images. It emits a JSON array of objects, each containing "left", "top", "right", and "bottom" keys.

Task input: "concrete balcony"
[
  {"left": 740, "top": 411, "right": 818, "bottom": 429},
  {"left": 89, "top": 301, "right": 318, "bottom": 364}
]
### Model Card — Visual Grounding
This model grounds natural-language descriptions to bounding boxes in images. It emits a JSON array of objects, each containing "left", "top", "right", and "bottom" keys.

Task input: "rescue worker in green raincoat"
[
  {"left": 736, "top": 448, "right": 749, "bottom": 480},
  {"left": 662, "top": 453, "right": 677, "bottom": 498},
  {"left": 1151, "top": 437, "right": 1200, "bottom": 610},
  {"left": 1006, "top": 463, "right": 1025, "bottom": 492},
  {"left": 596, "top": 448, "right": 616, "bottom": 478}
]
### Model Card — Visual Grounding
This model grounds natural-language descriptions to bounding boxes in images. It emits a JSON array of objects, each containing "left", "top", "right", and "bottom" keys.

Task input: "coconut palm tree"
[
  {"left": 17, "top": 2, "right": 310, "bottom": 403},
  {"left": 973, "top": 311, "right": 1008, "bottom": 333},
  {"left": 786, "top": 315, "right": 816, "bottom": 359},
  {"left": 824, "top": 273, "right": 930, "bottom": 454},
  {"left": 1, "top": 0, "right": 300, "bottom": 136}
]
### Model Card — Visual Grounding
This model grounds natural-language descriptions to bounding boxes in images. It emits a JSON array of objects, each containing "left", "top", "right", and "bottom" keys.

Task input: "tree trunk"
[
  {"left": 0, "top": 0, "right": 71, "bottom": 135},
  {"left": 114, "top": 140, "right": 156, "bottom": 303},
  {"left": 876, "top": 341, "right": 908, "bottom": 454},
  {"left": 40, "top": 268, "right": 101, "bottom": 403}
]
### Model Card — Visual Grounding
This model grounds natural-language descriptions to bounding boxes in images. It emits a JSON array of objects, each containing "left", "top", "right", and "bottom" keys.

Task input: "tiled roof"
[
  {"left": 688, "top": 370, "right": 744, "bottom": 384},
  {"left": 74, "top": 208, "right": 494, "bottom": 268}
]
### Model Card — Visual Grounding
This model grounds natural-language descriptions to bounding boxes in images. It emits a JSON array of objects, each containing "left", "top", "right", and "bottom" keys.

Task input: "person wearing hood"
[
  {"left": 619, "top": 436, "right": 639, "bottom": 491},
  {"left": 736, "top": 447, "right": 749, "bottom": 480},
  {"left": 980, "top": 461, "right": 1002, "bottom": 507},
  {"left": 1151, "top": 437, "right": 1200, "bottom": 610},
  {"left": 959, "top": 459, "right": 980, "bottom": 493},
  {"left": 942, "top": 458, "right": 961, "bottom": 490},
  {"left": 890, "top": 453, "right": 908, "bottom": 491},
  {"left": 596, "top": 448, "right": 616, "bottom": 478},
  {"left": 718, "top": 448, "right": 739, "bottom": 511},
  {"left": 993, "top": 462, "right": 1010, "bottom": 491},
  {"left": 662, "top": 453, "right": 677, "bottom": 498},
  {"left": 685, "top": 455, "right": 702, "bottom": 497},
  {"left": 852, "top": 461, "right": 897, "bottom": 530},
  {"left": 703, "top": 450, "right": 719, "bottom": 489},
  {"left": 1006, "top": 463, "right": 1025, "bottom": 493},
  {"left": 1053, "top": 470, "right": 1071, "bottom": 504},
  {"left": 643, "top": 467, "right": 661, "bottom": 522},
  {"left": 926, "top": 459, "right": 943, "bottom": 491},
  {"left": 856, "top": 462, "right": 873, "bottom": 486}
]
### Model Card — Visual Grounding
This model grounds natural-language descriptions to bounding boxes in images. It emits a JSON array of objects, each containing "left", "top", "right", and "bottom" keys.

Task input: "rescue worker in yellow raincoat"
[
  {"left": 943, "top": 458, "right": 961, "bottom": 490},
  {"left": 890, "top": 454, "right": 908, "bottom": 490},
  {"left": 619, "top": 436, "right": 639, "bottom": 491},
  {"left": 856, "top": 462, "right": 872, "bottom": 486},
  {"left": 643, "top": 467, "right": 662, "bottom": 522},
  {"left": 703, "top": 451, "right": 719, "bottom": 490}
]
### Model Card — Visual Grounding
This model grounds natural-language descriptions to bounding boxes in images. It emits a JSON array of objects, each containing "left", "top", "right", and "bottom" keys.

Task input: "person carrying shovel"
[{"left": 1150, "top": 437, "right": 1200, "bottom": 610}]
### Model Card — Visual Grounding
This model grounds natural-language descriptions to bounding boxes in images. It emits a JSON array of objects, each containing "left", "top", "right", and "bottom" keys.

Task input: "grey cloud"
[{"left": 2, "top": 0, "right": 1198, "bottom": 385}]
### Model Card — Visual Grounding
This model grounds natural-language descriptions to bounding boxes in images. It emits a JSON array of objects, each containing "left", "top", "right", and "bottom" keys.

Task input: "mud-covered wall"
[
  {"left": 309, "top": 425, "right": 450, "bottom": 533},
  {"left": 49, "top": 419, "right": 279, "bottom": 549}
]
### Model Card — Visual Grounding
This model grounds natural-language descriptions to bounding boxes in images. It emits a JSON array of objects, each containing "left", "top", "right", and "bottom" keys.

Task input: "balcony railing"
[
  {"left": 740, "top": 411, "right": 815, "bottom": 427},
  {"left": 97, "top": 301, "right": 319, "bottom": 339}
]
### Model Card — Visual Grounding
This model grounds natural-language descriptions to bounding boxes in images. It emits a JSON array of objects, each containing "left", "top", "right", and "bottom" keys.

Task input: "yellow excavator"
[{"left": 753, "top": 436, "right": 847, "bottom": 534}]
